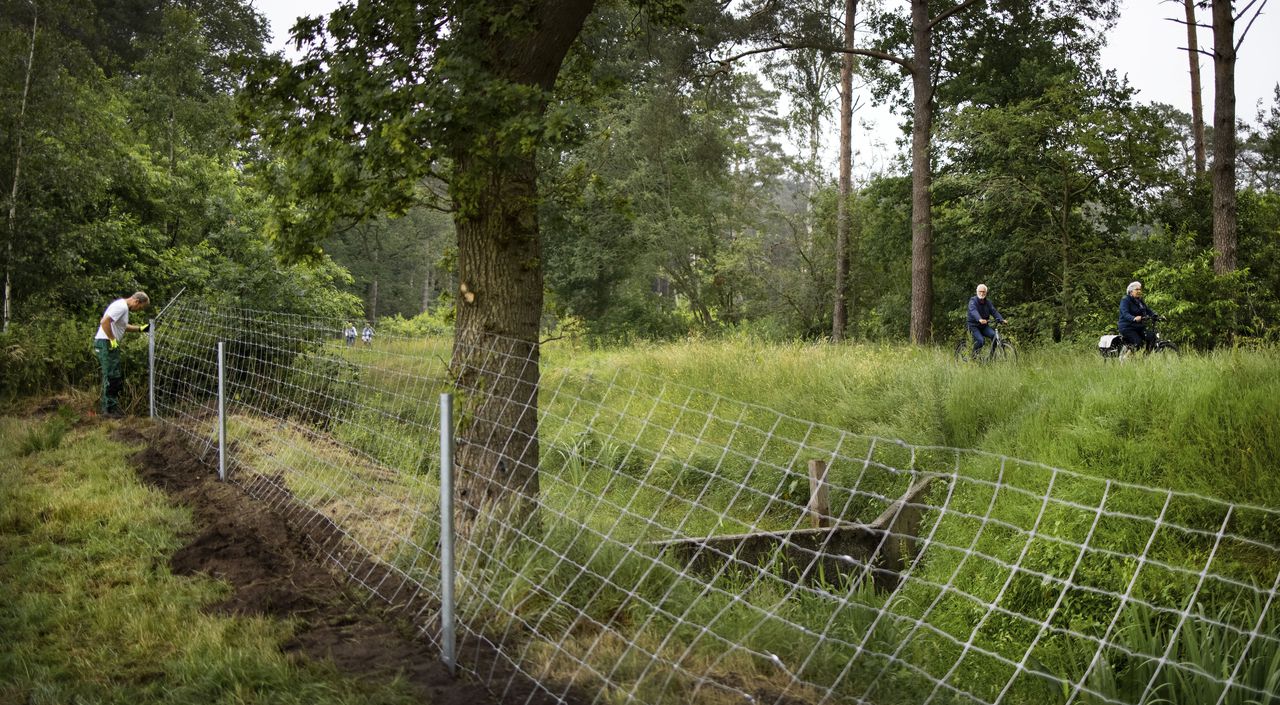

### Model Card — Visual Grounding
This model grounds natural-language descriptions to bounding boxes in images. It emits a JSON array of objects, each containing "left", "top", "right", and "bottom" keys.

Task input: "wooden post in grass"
[{"left": 808, "top": 459, "right": 830, "bottom": 528}]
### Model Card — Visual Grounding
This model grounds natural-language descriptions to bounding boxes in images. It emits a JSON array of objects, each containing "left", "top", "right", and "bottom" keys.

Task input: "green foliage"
[
  {"left": 376, "top": 307, "right": 454, "bottom": 338},
  {"left": 2, "top": 0, "right": 268, "bottom": 308},
  {"left": 151, "top": 226, "right": 363, "bottom": 319},
  {"left": 542, "top": 70, "right": 790, "bottom": 340},
  {"left": 1242, "top": 84, "right": 1280, "bottom": 192},
  {"left": 1, "top": 0, "right": 355, "bottom": 353},
  {"left": 0, "top": 318, "right": 118, "bottom": 400},
  {"left": 936, "top": 71, "right": 1178, "bottom": 343},
  {"left": 1136, "top": 249, "right": 1265, "bottom": 348},
  {"left": 242, "top": 0, "right": 599, "bottom": 256},
  {"left": 323, "top": 207, "right": 456, "bottom": 320}
]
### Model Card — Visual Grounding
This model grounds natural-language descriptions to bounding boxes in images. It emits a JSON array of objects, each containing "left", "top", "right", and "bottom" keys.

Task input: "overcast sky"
[{"left": 253, "top": 0, "right": 1280, "bottom": 175}]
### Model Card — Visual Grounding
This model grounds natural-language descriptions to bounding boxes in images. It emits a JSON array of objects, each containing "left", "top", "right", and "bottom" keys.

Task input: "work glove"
[
  {"left": 139, "top": 322, "right": 150, "bottom": 332},
  {"left": 109, "top": 339, "right": 119, "bottom": 350}
]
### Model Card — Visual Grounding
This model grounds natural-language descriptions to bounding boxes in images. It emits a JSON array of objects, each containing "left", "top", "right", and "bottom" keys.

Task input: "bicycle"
[
  {"left": 954, "top": 323, "right": 1017, "bottom": 363},
  {"left": 1098, "top": 316, "right": 1179, "bottom": 359}
]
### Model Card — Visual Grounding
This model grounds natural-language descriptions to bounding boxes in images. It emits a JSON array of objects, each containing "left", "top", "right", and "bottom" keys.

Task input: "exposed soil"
[{"left": 115, "top": 419, "right": 500, "bottom": 705}]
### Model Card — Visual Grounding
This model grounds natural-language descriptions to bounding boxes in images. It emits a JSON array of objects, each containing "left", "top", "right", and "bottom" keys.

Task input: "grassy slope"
[
  {"left": 351, "top": 332, "right": 1279, "bottom": 501},
  {"left": 0, "top": 416, "right": 422, "bottom": 705},
  {"left": 552, "top": 340, "right": 1280, "bottom": 507}
]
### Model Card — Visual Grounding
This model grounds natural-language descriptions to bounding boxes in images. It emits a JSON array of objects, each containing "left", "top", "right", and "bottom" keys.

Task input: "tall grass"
[
  {"left": 546, "top": 340, "right": 1280, "bottom": 506},
  {"left": 531, "top": 340, "right": 1280, "bottom": 703},
  {"left": 15, "top": 405, "right": 79, "bottom": 456}
]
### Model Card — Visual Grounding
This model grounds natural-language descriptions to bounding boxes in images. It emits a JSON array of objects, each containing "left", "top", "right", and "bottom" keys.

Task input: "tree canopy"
[{"left": 2, "top": 0, "right": 1276, "bottom": 347}]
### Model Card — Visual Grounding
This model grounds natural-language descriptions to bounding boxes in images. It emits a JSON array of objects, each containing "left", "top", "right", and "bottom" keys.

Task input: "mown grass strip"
[{"left": 0, "top": 417, "right": 423, "bottom": 705}]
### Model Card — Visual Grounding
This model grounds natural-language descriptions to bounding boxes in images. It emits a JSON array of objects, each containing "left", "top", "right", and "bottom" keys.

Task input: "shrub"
[
  {"left": 377, "top": 308, "right": 454, "bottom": 337},
  {"left": 0, "top": 318, "right": 119, "bottom": 401},
  {"left": 1137, "top": 249, "right": 1275, "bottom": 349}
]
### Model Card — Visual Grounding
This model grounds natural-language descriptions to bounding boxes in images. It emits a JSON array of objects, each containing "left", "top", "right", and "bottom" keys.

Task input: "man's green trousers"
[{"left": 93, "top": 339, "right": 124, "bottom": 415}]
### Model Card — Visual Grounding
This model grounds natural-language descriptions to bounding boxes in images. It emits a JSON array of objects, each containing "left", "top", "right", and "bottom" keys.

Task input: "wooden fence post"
[{"left": 807, "top": 459, "right": 829, "bottom": 528}]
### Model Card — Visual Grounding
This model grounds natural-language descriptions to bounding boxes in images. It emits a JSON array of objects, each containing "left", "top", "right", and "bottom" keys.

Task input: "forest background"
[{"left": 2, "top": 0, "right": 1279, "bottom": 399}]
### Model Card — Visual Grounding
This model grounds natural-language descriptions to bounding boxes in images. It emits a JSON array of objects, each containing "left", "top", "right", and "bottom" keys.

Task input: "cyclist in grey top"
[{"left": 967, "top": 284, "right": 1007, "bottom": 357}]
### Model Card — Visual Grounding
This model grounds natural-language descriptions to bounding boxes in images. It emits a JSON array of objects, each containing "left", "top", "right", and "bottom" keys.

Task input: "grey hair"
[
  {"left": 1126, "top": 281, "right": 1141, "bottom": 295},
  {"left": 131, "top": 291, "right": 150, "bottom": 305}
]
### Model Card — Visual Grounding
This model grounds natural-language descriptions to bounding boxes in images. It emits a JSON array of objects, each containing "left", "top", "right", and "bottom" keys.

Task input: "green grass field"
[{"left": 0, "top": 414, "right": 427, "bottom": 705}]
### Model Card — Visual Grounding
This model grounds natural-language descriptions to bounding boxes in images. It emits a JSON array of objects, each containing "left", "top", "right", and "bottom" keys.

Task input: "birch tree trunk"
[{"left": 4, "top": 3, "right": 37, "bottom": 334}]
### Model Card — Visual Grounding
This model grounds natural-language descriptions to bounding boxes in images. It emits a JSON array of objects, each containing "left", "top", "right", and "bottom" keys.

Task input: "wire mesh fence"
[{"left": 150, "top": 300, "right": 1280, "bottom": 705}]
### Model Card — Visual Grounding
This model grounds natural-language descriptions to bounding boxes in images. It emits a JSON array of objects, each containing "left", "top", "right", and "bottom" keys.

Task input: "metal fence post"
[
  {"left": 148, "top": 327, "right": 155, "bottom": 419},
  {"left": 439, "top": 392, "right": 456, "bottom": 675},
  {"left": 217, "top": 341, "right": 226, "bottom": 482}
]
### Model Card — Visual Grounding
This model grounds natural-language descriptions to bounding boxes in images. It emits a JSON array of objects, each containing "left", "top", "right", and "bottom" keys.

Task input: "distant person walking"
[
  {"left": 344, "top": 323, "right": 357, "bottom": 347},
  {"left": 966, "top": 283, "right": 1008, "bottom": 358},
  {"left": 361, "top": 324, "right": 374, "bottom": 347},
  {"left": 93, "top": 291, "right": 150, "bottom": 417},
  {"left": 1118, "top": 281, "right": 1159, "bottom": 352}
]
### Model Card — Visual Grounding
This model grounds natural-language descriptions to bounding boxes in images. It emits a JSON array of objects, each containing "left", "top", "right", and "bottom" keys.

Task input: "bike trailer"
[{"left": 1098, "top": 334, "right": 1123, "bottom": 356}]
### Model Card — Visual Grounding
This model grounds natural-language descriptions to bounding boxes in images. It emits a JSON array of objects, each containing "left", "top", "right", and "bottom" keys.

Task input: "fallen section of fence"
[{"left": 149, "top": 300, "right": 1280, "bottom": 705}]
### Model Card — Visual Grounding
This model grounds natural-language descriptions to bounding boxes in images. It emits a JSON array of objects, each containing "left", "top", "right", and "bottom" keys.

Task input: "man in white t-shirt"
[{"left": 93, "top": 291, "right": 150, "bottom": 417}]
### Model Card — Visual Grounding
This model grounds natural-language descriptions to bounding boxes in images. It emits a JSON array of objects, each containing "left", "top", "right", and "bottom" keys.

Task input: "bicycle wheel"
[
  {"left": 1153, "top": 341, "right": 1179, "bottom": 354},
  {"left": 990, "top": 340, "right": 1017, "bottom": 362},
  {"left": 954, "top": 339, "right": 973, "bottom": 362}
]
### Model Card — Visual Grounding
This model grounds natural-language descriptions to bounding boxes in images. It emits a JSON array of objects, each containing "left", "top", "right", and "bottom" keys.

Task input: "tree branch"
[
  {"left": 715, "top": 42, "right": 913, "bottom": 74},
  {"left": 1234, "top": 0, "right": 1263, "bottom": 21},
  {"left": 1235, "top": 0, "right": 1269, "bottom": 51},
  {"left": 928, "top": 0, "right": 986, "bottom": 31},
  {"left": 1179, "top": 45, "right": 1216, "bottom": 58},
  {"left": 1165, "top": 16, "right": 1215, "bottom": 29}
]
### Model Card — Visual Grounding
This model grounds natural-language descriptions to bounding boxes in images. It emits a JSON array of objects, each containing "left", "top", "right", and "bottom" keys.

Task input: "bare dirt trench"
[{"left": 116, "top": 420, "right": 498, "bottom": 705}]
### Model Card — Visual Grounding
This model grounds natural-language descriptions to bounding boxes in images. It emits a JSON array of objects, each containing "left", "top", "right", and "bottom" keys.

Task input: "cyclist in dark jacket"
[
  {"left": 967, "top": 284, "right": 1007, "bottom": 356},
  {"left": 1118, "top": 281, "right": 1159, "bottom": 352}
]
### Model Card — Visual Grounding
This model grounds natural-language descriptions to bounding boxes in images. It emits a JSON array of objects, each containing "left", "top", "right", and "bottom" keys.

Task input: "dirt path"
[{"left": 117, "top": 420, "right": 499, "bottom": 705}]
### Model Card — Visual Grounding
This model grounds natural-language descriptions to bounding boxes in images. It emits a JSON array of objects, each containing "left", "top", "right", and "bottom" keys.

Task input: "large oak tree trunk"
[
  {"left": 448, "top": 0, "right": 594, "bottom": 539},
  {"left": 451, "top": 153, "right": 545, "bottom": 535},
  {"left": 1210, "top": 0, "right": 1237, "bottom": 274},
  {"left": 832, "top": 0, "right": 855, "bottom": 342},
  {"left": 908, "top": 0, "right": 934, "bottom": 344}
]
